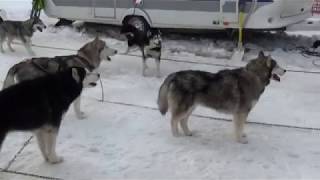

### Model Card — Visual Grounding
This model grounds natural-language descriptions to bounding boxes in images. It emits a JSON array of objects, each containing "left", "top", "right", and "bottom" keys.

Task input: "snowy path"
[
  {"left": 1, "top": 0, "right": 320, "bottom": 178},
  {"left": 2, "top": 99, "right": 320, "bottom": 180}
]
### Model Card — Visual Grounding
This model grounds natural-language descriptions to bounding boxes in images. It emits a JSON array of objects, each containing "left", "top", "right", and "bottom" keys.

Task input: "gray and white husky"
[
  {"left": 0, "top": 17, "right": 46, "bottom": 56},
  {"left": 158, "top": 51, "right": 286, "bottom": 143},
  {"left": 2, "top": 37, "right": 117, "bottom": 119}
]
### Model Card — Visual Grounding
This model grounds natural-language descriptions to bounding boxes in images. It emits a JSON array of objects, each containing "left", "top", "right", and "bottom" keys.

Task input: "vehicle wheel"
[
  {"left": 55, "top": 18, "right": 74, "bottom": 27},
  {"left": 125, "top": 16, "right": 150, "bottom": 33}
]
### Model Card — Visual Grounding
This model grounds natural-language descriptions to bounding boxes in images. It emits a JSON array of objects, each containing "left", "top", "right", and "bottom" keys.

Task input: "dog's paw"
[
  {"left": 142, "top": 72, "right": 147, "bottom": 77},
  {"left": 47, "top": 155, "right": 64, "bottom": 164},
  {"left": 185, "top": 132, "right": 193, "bottom": 136},
  {"left": 28, "top": 51, "right": 36, "bottom": 56},
  {"left": 172, "top": 131, "right": 182, "bottom": 137},
  {"left": 76, "top": 112, "right": 87, "bottom": 120},
  {"left": 237, "top": 136, "right": 249, "bottom": 144}
]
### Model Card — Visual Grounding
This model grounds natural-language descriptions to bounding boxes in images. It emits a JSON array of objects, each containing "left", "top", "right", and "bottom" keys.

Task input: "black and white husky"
[
  {"left": 121, "top": 24, "right": 162, "bottom": 77},
  {"left": 0, "top": 67, "right": 99, "bottom": 163}
]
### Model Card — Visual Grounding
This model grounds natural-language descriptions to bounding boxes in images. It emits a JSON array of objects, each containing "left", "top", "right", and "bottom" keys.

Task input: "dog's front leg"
[
  {"left": 0, "top": 38, "right": 5, "bottom": 53},
  {"left": 0, "top": 131, "right": 7, "bottom": 151},
  {"left": 35, "top": 129, "right": 48, "bottom": 161},
  {"left": 141, "top": 46, "right": 148, "bottom": 76},
  {"left": 155, "top": 58, "right": 161, "bottom": 78},
  {"left": 124, "top": 46, "right": 130, "bottom": 54},
  {"left": 73, "top": 96, "right": 87, "bottom": 119},
  {"left": 142, "top": 57, "right": 147, "bottom": 76},
  {"left": 23, "top": 37, "right": 35, "bottom": 56},
  {"left": 7, "top": 36, "right": 15, "bottom": 52},
  {"left": 45, "top": 127, "right": 63, "bottom": 164}
]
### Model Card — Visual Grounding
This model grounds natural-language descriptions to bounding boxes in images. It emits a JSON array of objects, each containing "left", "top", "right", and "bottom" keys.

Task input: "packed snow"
[{"left": 1, "top": 0, "right": 320, "bottom": 179}]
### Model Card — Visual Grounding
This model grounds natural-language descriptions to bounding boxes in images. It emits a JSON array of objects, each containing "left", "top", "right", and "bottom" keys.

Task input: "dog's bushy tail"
[
  {"left": 157, "top": 74, "right": 175, "bottom": 115},
  {"left": 2, "top": 65, "right": 18, "bottom": 89},
  {"left": 0, "top": 131, "right": 7, "bottom": 151}
]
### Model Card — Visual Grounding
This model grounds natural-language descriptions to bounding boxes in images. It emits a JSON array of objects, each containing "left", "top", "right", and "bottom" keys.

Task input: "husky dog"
[
  {"left": 0, "top": 17, "right": 46, "bottom": 56},
  {"left": 0, "top": 67, "right": 99, "bottom": 163},
  {"left": 2, "top": 37, "right": 117, "bottom": 119},
  {"left": 158, "top": 51, "right": 286, "bottom": 143},
  {"left": 121, "top": 24, "right": 162, "bottom": 77}
]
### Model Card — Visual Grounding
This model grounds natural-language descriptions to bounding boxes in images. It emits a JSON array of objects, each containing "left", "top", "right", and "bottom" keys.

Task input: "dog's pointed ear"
[
  {"left": 94, "top": 36, "right": 100, "bottom": 42},
  {"left": 266, "top": 58, "right": 272, "bottom": 68},
  {"left": 258, "top": 51, "right": 265, "bottom": 58}
]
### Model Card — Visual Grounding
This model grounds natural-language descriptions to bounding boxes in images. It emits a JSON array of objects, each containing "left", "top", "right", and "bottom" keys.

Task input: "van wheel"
[
  {"left": 125, "top": 16, "right": 150, "bottom": 33},
  {"left": 55, "top": 18, "right": 74, "bottom": 27}
]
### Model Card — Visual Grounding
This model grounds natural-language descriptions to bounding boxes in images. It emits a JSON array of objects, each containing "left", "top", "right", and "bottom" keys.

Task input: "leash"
[
  {"left": 99, "top": 78, "right": 104, "bottom": 102},
  {"left": 29, "top": 57, "right": 104, "bottom": 102},
  {"left": 74, "top": 56, "right": 105, "bottom": 101},
  {"left": 3, "top": 136, "right": 33, "bottom": 171},
  {"left": 75, "top": 56, "right": 96, "bottom": 72},
  {"left": 295, "top": 46, "right": 320, "bottom": 67},
  {"left": 1, "top": 169, "right": 63, "bottom": 180},
  {"left": 29, "top": 59, "right": 52, "bottom": 73}
]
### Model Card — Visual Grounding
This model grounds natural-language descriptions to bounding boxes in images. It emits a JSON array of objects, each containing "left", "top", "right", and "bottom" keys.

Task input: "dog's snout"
[
  {"left": 114, "top": 50, "right": 118, "bottom": 54},
  {"left": 97, "top": 73, "right": 100, "bottom": 78},
  {"left": 284, "top": 69, "right": 287, "bottom": 73}
]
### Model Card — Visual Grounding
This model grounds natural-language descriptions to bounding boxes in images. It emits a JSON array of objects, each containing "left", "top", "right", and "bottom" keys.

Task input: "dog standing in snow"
[{"left": 121, "top": 24, "right": 162, "bottom": 77}]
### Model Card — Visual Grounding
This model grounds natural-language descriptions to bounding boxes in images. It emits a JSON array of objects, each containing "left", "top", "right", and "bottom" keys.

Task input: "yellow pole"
[{"left": 238, "top": 11, "right": 245, "bottom": 49}]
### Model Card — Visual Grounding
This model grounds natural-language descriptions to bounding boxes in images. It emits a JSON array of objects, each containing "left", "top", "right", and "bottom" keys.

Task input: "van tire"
[
  {"left": 55, "top": 18, "right": 74, "bottom": 27},
  {"left": 124, "top": 16, "right": 150, "bottom": 34}
]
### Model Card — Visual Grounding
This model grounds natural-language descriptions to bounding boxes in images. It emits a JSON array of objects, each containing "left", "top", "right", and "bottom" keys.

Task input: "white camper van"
[{"left": 44, "top": 0, "right": 314, "bottom": 32}]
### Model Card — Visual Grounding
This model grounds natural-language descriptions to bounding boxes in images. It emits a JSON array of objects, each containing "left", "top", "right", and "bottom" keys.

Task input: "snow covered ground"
[{"left": 1, "top": 1, "right": 320, "bottom": 179}]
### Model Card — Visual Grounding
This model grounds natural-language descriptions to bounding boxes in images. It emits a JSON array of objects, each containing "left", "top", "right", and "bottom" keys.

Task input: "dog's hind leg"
[
  {"left": 124, "top": 46, "right": 130, "bottom": 54},
  {"left": 0, "top": 37, "right": 5, "bottom": 53},
  {"left": 7, "top": 36, "right": 15, "bottom": 52},
  {"left": 171, "top": 109, "right": 192, "bottom": 137},
  {"left": 44, "top": 127, "right": 63, "bottom": 164},
  {"left": 35, "top": 129, "right": 48, "bottom": 161},
  {"left": 0, "top": 131, "right": 7, "bottom": 151},
  {"left": 233, "top": 112, "right": 249, "bottom": 144},
  {"left": 23, "top": 37, "right": 35, "bottom": 56},
  {"left": 73, "top": 96, "right": 86, "bottom": 119},
  {"left": 155, "top": 58, "right": 161, "bottom": 78},
  {"left": 171, "top": 115, "right": 180, "bottom": 137},
  {"left": 180, "top": 106, "right": 195, "bottom": 136},
  {"left": 140, "top": 46, "right": 148, "bottom": 76}
]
